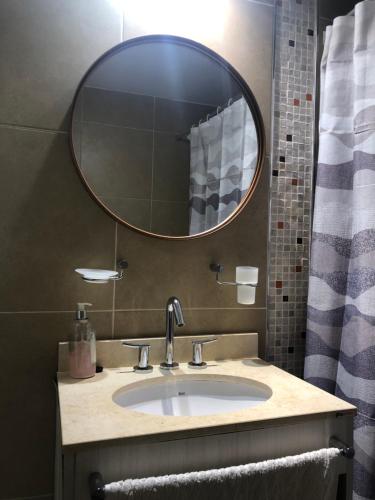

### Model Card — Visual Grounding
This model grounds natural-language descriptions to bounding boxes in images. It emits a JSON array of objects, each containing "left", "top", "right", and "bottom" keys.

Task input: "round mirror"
[{"left": 70, "top": 35, "right": 265, "bottom": 239}]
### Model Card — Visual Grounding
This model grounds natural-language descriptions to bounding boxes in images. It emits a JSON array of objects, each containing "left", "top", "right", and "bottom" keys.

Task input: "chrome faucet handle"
[
  {"left": 188, "top": 337, "right": 217, "bottom": 368},
  {"left": 122, "top": 341, "right": 153, "bottom": 372}
]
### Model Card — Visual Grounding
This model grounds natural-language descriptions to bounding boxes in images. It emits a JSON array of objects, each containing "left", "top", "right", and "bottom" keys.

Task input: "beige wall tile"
[
  {"left": 0, "top": 1, "right": 273, "bottom": 497},
  {"left": 114, "top": 309, "right": 267, "bottom": 358},
  {"left": 115, "top": 160, "right": 269, "bottom": 310},
  {"left": 150, "top": 201, "right": 190, "bottom": 236},
  {"left": 208, "top": 0, "right": 273, "bottom": 147},
  {"left": 101, "top": 197, "right": 152, "bottom": 231},
  {"left": 81, "top": 122, "right": 153, "bottom": 199},
  {"left": 58, "top": 333, "right": 259, "bottom": 370},
  {"left": 0, "top": 312, "right": 112, "bottom": 498},
  {"left": 82, "top": 87, "right": 154, "bottom": 129},
  {"left": 0, "top": 126, "right": 115, "bottom": 311},
  {"left": 123, "top": 0, "right": 273, "bottom": 151},
  {"left": 114, "top": 308, "right": 266, "bottom": 346},
  {"left": 153, "top": 132, "right": 190, "bottom": 203},
  {"left": 0, "top": 0, "right": 123, "bottom": 131},
  {"left": 154, "top": 98, "right": 215, "bottom": 134}
]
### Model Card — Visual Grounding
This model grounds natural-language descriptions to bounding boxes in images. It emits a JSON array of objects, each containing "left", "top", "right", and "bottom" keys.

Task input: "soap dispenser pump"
[{"left": 68, "top": 303, "right": 96, "bottom": 379}]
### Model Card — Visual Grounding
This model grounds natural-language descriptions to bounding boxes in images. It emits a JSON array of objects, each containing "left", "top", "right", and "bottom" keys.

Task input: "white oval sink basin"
[{"left": 113, "top": 375, "right": 272, "bottom": 417}]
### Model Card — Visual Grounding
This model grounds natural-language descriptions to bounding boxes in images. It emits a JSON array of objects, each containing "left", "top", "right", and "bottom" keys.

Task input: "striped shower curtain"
[
  {"left": 188, "top": 97, "right": 258, "bottom": 235},
  {"left": 304, "top": 2, "right": 375, "bottom": 499}
]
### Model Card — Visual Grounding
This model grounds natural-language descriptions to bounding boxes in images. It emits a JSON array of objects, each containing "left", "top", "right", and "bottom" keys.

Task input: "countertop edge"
[{"left": 61, "top": 406, "right": 356, "bottom": 452}]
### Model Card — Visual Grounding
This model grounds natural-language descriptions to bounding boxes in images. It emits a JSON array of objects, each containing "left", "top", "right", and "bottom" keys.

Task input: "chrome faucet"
[{"left": 160, "top": 296, "right": 185, "bottom": 370}]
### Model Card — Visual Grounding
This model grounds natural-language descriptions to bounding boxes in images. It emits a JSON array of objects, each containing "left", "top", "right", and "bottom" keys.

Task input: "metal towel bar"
[
  {"left": 88, "top": 437, "right": 354, "bottom": 499},
  {"left": 89, "top": 471, "right": 105, "bottom": 500},
  {"left": 329, "top": 436, "right": 355, "bottom": 459}
]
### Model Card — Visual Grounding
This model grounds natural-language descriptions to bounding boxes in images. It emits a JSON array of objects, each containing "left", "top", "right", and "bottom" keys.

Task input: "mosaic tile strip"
[{"left": 267, "top": 0, "right": 317, "bottom": 377}]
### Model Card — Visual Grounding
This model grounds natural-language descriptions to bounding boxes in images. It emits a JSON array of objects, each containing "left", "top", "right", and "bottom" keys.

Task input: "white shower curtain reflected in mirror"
[{"left": 189, "top": 97, "right": 258, "bottom": 235}]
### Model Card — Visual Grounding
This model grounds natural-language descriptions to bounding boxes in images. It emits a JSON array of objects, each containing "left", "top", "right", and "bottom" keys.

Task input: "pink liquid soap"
[{"left": 68, "top": 340, "right": 95, "bottom": 379}]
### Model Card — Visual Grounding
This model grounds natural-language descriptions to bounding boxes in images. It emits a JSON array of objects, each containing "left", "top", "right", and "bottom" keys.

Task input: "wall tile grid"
[
  {"left": 267, "top": 0, "right": 317, "bottom": 377},
  {"left": 0, "top": 1, "right": 274, "bottom": 498},
  {"left": 77, "top": 88, "right": 211, "bottom": 235}
]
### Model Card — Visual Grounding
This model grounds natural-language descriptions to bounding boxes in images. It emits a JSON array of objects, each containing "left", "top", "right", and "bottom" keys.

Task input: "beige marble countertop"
[{"left": 57, "top": 358, "right": 356, "bottom": 450}]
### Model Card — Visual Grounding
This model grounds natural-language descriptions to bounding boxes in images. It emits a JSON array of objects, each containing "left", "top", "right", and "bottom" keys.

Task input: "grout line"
[
  {"left": 0, "top": 122, "right": 68, "bottom": 135},
  {"left": 102, "top": 196, "right": 188, "bottom": 205},
  {"left": 80, "top": 119, "right": 155, "bottom": 133},
  {"left": 0, "top": 307, "right": 267, "bottom": 315},
  {"left": 266, "top": 0, "right": 278, "bottom": 361},
  {"left": 111, "top": 222, "right": 118, "bottom": 339},
  {"left": 0, "top": 310, "right": 113, "bottom": 314},
  {"left": 110, "top": 307, "right": 267, "bottom": 312},
  {"left": 84, "top": 84, "right": 225, "bottom": 108},
  {"left": 149, "top": 96, "right": 156, "bottom": 231}
]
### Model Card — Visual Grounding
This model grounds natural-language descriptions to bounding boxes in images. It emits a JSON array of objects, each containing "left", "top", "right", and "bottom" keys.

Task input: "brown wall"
[{"left": 0, "top": 0, "right": 273, "bottom": 498}]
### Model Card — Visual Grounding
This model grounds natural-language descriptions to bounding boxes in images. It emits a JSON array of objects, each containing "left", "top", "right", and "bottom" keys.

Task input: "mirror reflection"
[{"left": 71, "top": 37, "right": 262, "bottom": 238}]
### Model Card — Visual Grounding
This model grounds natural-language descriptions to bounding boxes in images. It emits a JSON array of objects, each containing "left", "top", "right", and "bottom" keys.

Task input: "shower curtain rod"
[
  {"left": 176, "top": 94, "right": 243, "bottom": 142},
  {"left": 194, "top": 94, "right": 243, "bottom": 127}
]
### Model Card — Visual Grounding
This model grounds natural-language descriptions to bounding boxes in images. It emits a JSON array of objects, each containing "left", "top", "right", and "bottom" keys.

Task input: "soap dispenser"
[{"left": 68, "top": 303, "right": 96, "bottom": 379}]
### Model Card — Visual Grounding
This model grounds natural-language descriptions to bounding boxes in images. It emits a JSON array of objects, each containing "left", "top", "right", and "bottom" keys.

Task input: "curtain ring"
[
  {"left": 227, "top": 98, "right": 233, "bottom": 106},
  {"left": 216, "top": 106, "right": 222, "bottom": 115}
]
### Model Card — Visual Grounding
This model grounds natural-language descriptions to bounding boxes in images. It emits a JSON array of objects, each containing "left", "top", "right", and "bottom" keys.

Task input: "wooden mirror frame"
[{"left": 70, "top": 34, "right": 266, "bottom": 240}]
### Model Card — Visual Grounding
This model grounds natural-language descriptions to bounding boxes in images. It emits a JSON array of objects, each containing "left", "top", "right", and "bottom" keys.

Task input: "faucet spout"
[
  {"left": 160, "top": 296, "right": 184, "bottom": 370},
  {"left": 169, "top": 296, "right": 184, "bottom": 327}
]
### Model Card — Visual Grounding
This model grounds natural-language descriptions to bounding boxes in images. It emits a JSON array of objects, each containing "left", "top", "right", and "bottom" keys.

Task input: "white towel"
[{"left": 104, "top": 447, "right": 341, "bottom": 500}]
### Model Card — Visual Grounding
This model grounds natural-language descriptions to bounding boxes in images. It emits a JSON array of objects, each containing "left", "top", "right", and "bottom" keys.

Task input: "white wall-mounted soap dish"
[{"left": 75, "top": 260, "right": 128, "bottom": 283}]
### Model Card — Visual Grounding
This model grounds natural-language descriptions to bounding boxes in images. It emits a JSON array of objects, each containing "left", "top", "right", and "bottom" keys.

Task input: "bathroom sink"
[{"left": 112, "top": 375, "right": 272, "bottom": 417}]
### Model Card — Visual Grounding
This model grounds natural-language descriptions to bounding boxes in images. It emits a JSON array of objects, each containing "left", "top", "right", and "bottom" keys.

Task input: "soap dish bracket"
[{"left": 111, "top": 259, "right": 128, "bottom": 281}]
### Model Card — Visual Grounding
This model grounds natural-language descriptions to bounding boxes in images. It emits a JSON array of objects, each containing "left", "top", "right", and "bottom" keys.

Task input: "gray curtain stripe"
[
  {"left": 189, "top": 188, "right": 244, "bottom": 214},
  {"left": 316, "top": 152, "right": 375, "bottom": 190},
  {"left": 311, "top": 268, "right": 375, "bottom": 298},
  {"left": 312, "top": 229, "right": 375, "bottom": 259},
  {"left": 335, "top": 387, "right": 375, "bottom": 421},
  {"left": 305, "top": 330, "right": 340, "bottom": 358}
]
